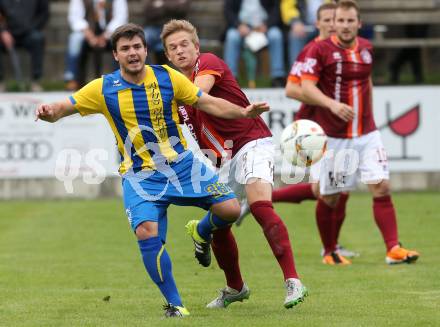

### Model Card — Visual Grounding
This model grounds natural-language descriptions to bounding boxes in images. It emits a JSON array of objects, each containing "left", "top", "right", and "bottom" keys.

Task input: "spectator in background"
[
  {"left": 0, "top": 0, "right": 49, "bottom": 92},
  {"left": 389, "top": 24, "right": 429, "bottom": 84},
  {"left": 143, "top": 0, "right": 191, "bottom": 65},
  {"left": 281, "top": 0, "right": 330, "bottom": 67},
  {"left": 64, "top": 0, "right": 128, "bottom": 91},
  {"left": 223, "top": 0, "right": 286, "bottom": 87}
]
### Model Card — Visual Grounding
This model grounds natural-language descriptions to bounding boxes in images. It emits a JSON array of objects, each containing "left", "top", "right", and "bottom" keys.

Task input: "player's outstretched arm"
[
  {"left": 35, "top": 99, "right": 77, "bottom": 123},
  {"left": 302, "top": 79, "right": 354, "bottom": 122},
  {"left": 194, "top": 93, "right": 269, "bottom": 119}
]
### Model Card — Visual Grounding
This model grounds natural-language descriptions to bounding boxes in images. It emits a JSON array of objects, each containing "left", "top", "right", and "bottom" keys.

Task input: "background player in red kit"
[
  {"left": 161, "top": 19, "right": 308, "bottom": 309},
  {"left": 273, "top": 2, "right": 357, "bottom": 264},
  {"left": 301, "top": 0, "right": 419, "bottom": 265}
]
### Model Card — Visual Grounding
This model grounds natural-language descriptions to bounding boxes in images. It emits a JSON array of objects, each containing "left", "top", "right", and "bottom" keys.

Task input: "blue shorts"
[{"left": 122, "top": 151, "right": 236, "bottom": 240}]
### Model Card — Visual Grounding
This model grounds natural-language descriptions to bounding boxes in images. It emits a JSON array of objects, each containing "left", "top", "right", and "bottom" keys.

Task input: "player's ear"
[
  {"left": 112, "top": 50, "right": 119, "bottom": 62},
  {"left": 195, "top": 42, "right": 200, "bottom": 55},
  {"left": 164, "top": 49, "right": 171, "bottom": 62}
]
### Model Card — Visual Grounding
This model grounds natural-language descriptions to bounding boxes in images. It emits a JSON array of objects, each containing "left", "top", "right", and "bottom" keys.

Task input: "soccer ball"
[{"left": 280, "top": 119, "right": 327, "bottom": 167}]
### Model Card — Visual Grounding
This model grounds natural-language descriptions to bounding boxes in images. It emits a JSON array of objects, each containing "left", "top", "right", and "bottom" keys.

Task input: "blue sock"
[
  {"left": 197, "top": 211, "right": 233, "bottom": 241},
  {"left": 138, "top": 236, "right": 182, "bottom": 306}
]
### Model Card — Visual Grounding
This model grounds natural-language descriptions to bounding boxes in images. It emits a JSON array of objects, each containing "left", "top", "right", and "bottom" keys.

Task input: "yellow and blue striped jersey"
[{"left": 70, "top": 65, "right": 202, "bottom": 175}]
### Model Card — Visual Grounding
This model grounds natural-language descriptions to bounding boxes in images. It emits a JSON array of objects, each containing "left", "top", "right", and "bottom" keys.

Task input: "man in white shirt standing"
[{"left": 64, "top": 0, "right": 128, "bottom": 91}]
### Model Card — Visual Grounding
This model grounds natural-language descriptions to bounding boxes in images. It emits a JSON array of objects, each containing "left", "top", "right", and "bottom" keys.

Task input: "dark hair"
[
  {"left": 111, "top": 23, "right": 147, "bottom": 51},
  {"left": 336, "top": 0, "right": 361, "bottom": 20},
  {"left": 317, "top": 3, "right": 337, "bottom": 20}
]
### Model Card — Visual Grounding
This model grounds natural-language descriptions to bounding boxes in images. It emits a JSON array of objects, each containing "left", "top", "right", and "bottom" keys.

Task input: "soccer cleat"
[
  {"left": 320, "top": 244, "right": 360, "bottom": 258},
  {"left": 185, "top": 220, "right": 211, "bottom": 267},
  {"left": 386, "top": 245, "right": 419, "bottom": 265},
  {"left": 322, "top": 252, "right": 352, "bottom": 265},
  {"left": 163, "top": 303, "right": 190, "bottom": 318},
  {"left": 206, "top": 283, "right": 251, "bottom": 308},
  {"left": 336, "top": 244, "right": 360, "bottom": 258},
  {"left": 235, "top": 200, "right": 251, "bottom": 227},
  {"left": 284, "top": 278, "right": 308, "bottom": 309}
]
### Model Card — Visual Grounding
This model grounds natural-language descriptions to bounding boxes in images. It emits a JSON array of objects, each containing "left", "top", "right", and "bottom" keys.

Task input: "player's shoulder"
[
  {"left": 195, "top": 53, "right": 225, "bottom": 78},
  {"left": 102, "top": 70, "right": 130, "bottom": 93},
  {"left": 357, "top": 37, "right": 373, "bottom": 49},
  {"left": 356, "top": 37, "right": 373, "bottom": 64},
  {"left": 199, "top": 52, "right": 222, "bottom": 63},
  {"left": 306, "top": 37, "right": 334, "bottom": 56},
  {"left": 151, "top": 64, "right": 178, "bottom": 75}
]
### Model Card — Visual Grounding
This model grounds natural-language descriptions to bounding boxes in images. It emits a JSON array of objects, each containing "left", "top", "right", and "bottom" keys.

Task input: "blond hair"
[
  {"left": 161, "top": 19, "right": 200, "bottom": 53},
  {"left": 336, "top": 0, "right": 361, "bottom": 20}
]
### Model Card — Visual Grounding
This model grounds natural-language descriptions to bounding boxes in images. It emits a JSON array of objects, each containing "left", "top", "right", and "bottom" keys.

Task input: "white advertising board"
[
  {"left": 0, "top": 93, "right": 119, "bottom": 178},
  {"left": 0, "top": 87, "right": 438, "bottom": 178},
  {"left": 245, "top": 86, "right": 440, "bottom": 172}
]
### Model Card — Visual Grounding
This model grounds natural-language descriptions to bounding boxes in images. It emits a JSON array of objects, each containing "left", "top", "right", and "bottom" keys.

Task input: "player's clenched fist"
[{"left": 35, "top": 104, "right": 55, "bottom": 122}]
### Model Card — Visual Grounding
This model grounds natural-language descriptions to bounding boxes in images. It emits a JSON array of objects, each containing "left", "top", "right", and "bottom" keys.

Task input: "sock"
[
  {"left": 250, "top": 201, "right": 299, "bottom": 280},
  {"left": 332, "top": 192, "right": 350, "bottom": 244},
  {"left": 138, "top": 236, "right": 182, "bottom": 306},
  {"left": 316, "top": 199, "right": 337, "bottom": 254},
  {"left": 272, "top": 183, "right": 316, "bottom": 203},
  {"left": 373, "top": 195, "right": 399, "bottom": 251},
  {"left": 212, "top": 226, "right": 244, "bottom": 291},
  {"left": 197, "top": 211, "right": 233, "bottom": 241}
]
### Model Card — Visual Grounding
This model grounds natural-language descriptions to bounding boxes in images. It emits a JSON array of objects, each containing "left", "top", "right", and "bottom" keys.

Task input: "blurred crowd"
[{"left": 0, "top": 0, "right": 428, "bottom": 91}]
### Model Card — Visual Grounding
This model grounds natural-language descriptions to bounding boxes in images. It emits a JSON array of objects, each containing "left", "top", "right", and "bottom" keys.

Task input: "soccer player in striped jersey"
[
  {"left": 35, "top": 23, "right": 269, "bottom": 318},
  {"left": 274, "top": 2, "right": 357, "bottom": 264},
  {"left": 161, "top": 19, "right": 308, "bottom": 309},
  {"left": 301, "top": 0, "right": 419, "bottom": 265}
]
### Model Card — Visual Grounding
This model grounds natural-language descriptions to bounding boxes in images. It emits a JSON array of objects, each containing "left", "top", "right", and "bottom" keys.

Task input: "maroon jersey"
[
  {"left": 301, "top": 35, "right": 377, "bottom": 138},
  {"left": 287, "top": 38, "right": 320, "bottom": 121},
  {"left": 178, "top": 53, "right": 271, "bottom": 163}
]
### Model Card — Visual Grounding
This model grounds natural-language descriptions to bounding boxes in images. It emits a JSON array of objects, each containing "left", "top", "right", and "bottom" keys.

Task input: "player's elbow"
[{"left": 285, "top": 85, "right": 301, "bottom": 100}]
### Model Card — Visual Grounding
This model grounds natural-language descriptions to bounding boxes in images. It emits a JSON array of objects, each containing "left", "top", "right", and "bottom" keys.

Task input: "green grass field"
[{"left": 1, "top": 192, "right": 439, "bottom": 326}]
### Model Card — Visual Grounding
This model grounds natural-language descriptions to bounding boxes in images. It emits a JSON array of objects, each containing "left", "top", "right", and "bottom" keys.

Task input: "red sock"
[
  {"left": 212, "top": 227, "right": 244, "bottom": 291},
  {"left": 272, "top": 183, "right": 316, "bottom": 203},
  {"left": 373, "top": 195, "right": 399, "bottom": 251},
  {"left": 332, "top": 193, "right": 350, "bottom": 244},
  {"left": 250, "top": 201, "right": 299, "bottom": 280},
  {"left": 316, "top": 199, "right": 337, "bottom": 254}
]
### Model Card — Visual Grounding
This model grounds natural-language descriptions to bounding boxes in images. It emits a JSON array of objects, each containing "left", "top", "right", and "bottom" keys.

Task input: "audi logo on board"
[{"left": 0, "top": 140, "right": 53, "bottom": 161}]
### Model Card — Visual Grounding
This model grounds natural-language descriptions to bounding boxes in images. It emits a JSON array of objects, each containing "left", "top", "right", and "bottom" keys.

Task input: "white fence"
[{"left": 0, "top": 87, "right": 439, "bottom": 198}]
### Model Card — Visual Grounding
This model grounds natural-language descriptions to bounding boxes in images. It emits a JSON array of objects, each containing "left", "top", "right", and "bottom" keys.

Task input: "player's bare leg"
[
  {"left": 245, "top": 178, "right": 307, "bottom": 308},
  {"left": 368, "top": 180, "right": 419, "bottom": 264}
]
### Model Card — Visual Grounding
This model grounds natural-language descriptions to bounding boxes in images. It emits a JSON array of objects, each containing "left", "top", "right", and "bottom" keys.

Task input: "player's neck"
[
  {"left": 121, "top": 67, "right": 146, "bottom": 85},
  {"left": 340, "top": 40, "right": 356, "bottom": 49},
  {"left": 333, "top": 35, "right": 357, "bottom": 49},
  {"left": 180, "top": 66, "right": 193, "bottom": 79}
]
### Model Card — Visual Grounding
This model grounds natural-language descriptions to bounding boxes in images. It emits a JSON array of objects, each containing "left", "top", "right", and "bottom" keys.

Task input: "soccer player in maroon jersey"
[
  {"left": 161, "top": 19, "right": 308, "bottom": 309},
  {"left": 301, "top": 0, "right": 419, "bottom": 265},
  {"left": 274, "top": 3, "right": 357, "bottom": 263}
]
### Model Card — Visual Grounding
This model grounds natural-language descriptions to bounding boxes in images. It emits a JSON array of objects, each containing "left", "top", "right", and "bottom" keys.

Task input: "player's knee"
[
  {"left": 225, "top": 201, "right": 241, "bottom": 220},
  {"left": 135, "top": 221, "right": 158, "bottom": 240},
  {"left": 212, "top": 199, "right": 240, "bottom": 221},
  {"left": 321, "top": 194, "right": 339, "bottom": 208},
  {"left": 370, "top": 180, "right": 391, "bottom": 197}
]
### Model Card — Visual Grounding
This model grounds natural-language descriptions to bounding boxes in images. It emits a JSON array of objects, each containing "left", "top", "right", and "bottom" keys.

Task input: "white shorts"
[
  {"left": 311, "top": 130, "right": 389, "bottom": 195},
  {"left": 218, "top": 137, "right": 275, "bottom": 201}
]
